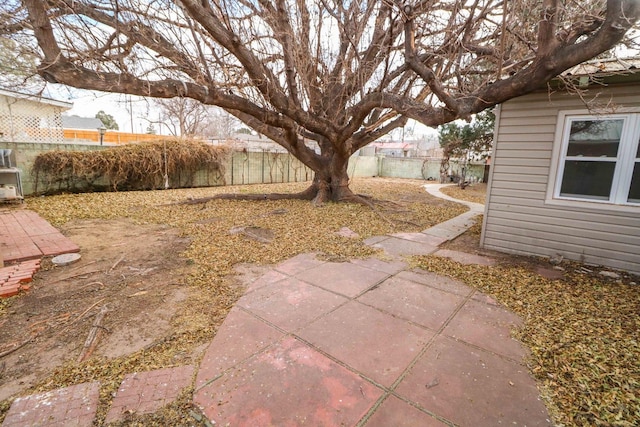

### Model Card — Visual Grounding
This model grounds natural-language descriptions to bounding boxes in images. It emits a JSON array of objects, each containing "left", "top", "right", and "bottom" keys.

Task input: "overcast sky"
[
  {"left": 48, "top": 85, "right": 438, "bottom": 140},
  {"left": 45, "top": 85, "right": 161, "bottom": 134}
]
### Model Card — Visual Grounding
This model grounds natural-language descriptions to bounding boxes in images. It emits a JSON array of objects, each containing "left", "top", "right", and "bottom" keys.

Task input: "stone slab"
[
  {"left": 195, "top": 308, "right": 283, "bottom": 389},
  {"left": 396, "top": 336, "right": 550, "bottom": 426},
  {"left": 366, "top": 237, "right": 440, "bottom": 257},
  {"left": 396, "top": 270, "right": 473, "bottom": 296},
  {"left": 298, "top": 301, "right": 433, "bottom": 387},
  {"left": 443, "top": 299, "right": 526, "bottom": 361},
  {"left": 238, "top": 276, "right": 347, "bottom": 331},
  {"left": 273, "top": 252, "right": 324, "bottom": 275},
  {"left": 363, "top": 395, "right": 448, "bottom": 426},
  {"left": 194, "top": 336, "right": 383, "bottom": 427},
  {"left": 295, "top": 261, "right": 390, "bottom": 298},
  {"left": 358, "top": 276, "right": 465, "bottom": 331}
]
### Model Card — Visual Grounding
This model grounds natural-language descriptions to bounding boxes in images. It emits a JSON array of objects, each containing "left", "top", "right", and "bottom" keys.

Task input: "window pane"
[
  {"left": 628, "top": 162, "right": 640, "bottom": 203},
  {"left": 560, "top": 160, "right": 615, "bottom": 199},
  {"left": 567, "top": 119, "right": 622, "bottom": 157}
]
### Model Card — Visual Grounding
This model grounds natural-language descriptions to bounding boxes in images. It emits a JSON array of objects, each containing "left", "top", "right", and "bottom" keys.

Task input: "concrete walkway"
[
  {"left": 192, "top": 184, "right": 550, "bottom": 426},
  {"left": 2, "top": 185, "right": 551, "bottom": 426}
]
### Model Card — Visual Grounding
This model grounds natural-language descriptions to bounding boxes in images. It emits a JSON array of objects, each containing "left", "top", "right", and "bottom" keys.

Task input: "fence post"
[{"left": 230, "top": 152, "right": 234, "bottom": 185}]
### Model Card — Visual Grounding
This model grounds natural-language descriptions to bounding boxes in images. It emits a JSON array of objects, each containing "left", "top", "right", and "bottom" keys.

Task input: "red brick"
[
  {"left": 0, "top": 287, "right": 20, "bottom": 297},
  {"left": 1, "top": 279, "right": 20, "bottom": 288}
]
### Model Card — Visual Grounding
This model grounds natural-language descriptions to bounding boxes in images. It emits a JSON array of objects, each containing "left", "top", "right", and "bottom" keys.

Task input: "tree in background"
[
  {"left": 0, "top": 37, "right": 39, "bottom": 89},
  {"left": 153, "top": 97, "right": 240, "bottom": 139},
  {"left": 154, "top": 97, "right": 209, "bottom": 137},
  {"left": 438, "top": 110, "right": 495, "bottom": 186},
  {"left": 439, "top": 110, "right": 495, "bottom": 160},
  {"left": 201, "top": 109, "right": 242, "bottom": 140},
  {"left": 4, "top": 1, "right": 639, "bottom": 203},
  {"left": 95, "top": 110, "right": 119, "bottom": 130}
]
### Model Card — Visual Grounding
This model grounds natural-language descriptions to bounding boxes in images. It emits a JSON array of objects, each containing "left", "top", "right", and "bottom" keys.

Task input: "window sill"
[{"left": 544, "top": 197, "right": 640, "bottom": 213}]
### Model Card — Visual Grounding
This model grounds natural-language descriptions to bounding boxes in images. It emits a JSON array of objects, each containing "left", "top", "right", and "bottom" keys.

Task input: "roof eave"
[{"left": 0, "top": 88, "right": 73, "bottom": 110}]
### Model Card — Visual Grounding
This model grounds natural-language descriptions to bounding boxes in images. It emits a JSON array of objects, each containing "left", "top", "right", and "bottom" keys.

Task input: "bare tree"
[
  {"left": 3, "top": 0, "right": 638, "bottom": 203},
  {"left": 155, "top": 97, "right": 210, "bottom": 137},
  {"left": 154, "top": 97, "right": 240, "bottom": 138},
  {"left": 201, "top": 109, "right": 241, "bottom": 140}
]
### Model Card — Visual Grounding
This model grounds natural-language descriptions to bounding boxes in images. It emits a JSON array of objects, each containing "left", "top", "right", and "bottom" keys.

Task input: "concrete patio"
[{"left": 192, "top": 252, "right": 550, "bottom": 426}]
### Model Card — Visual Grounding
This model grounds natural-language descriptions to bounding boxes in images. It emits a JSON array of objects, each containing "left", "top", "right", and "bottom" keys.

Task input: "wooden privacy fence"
[{"left": 227, "top": 151, "right": 314, "bottom": 185}]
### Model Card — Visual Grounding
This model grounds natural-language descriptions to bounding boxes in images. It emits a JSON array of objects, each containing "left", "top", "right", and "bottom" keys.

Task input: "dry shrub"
[{"left": 32, "top": 139, "right": 229, "bottom": 194}]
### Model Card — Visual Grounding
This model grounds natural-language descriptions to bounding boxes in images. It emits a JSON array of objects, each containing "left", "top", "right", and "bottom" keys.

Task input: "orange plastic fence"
[{"left": 63, "top": 129, "right": 158, "bottom": 144}]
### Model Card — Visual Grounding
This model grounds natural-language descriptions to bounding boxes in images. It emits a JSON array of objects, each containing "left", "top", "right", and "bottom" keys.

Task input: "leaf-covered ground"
[
  {"left": 1, "top": 178, "right": 466, "bottom": 425},
  {"left": 5, "top": 178, "right": 638, "bottom": 426},
  {"left": 439, "top": 182, "right": 487, "bottom": 204},
  {"left": 411, "top": 256, "right": 640, "bottom": 427}
]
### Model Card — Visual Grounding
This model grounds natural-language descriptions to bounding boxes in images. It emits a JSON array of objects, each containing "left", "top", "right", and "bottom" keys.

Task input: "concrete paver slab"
[
  {"left": 2, "top": 382, "right": 100, "bottom": 427},
  {"left": 471, "top": 292, "right": 502, "bottom": 306},
  {"left": 362, "top": 235, "right": 388, "bottom": 246},
  {"left": 194, "top": 336, "right": 383, "bottom": 427},
  {"left": 363, "top": 395, "right": 448, "bottom": 426},
  {"left": 396, "top": 269, "right": 473, "bottom": 296},
  {"left": 244, "top": 269, "right": 289, "bottom": 293},
  {"left": 105, "top": 366, "right": 194, "bottom": 424},
  {"left": 390, "top": 232, "right": 447, "bottom": 246},
  {"left": 367, "top": 236, "right": 439, "bottom": 257},
  {"left": 434, "top": 249, "right": 496, "bottom": 266},
  {"left": 396, "top": 336, "right": 550, "bottom": 426},
  {"left": 443, "top": 299, "right": 526, "bottom": 360},
  {"left": 295, "top": 262, "right": 390, "bottom": 298},
  {"left": 238, "top": 276, "right": 347, "bottom": 331},
  {"left": 422, "top": 225, "right": 469, "bottom": 241},
  {"left": 349, "top": 258, "right": 407, "bottom": 275},
  {"left": 298, "top": 301, "right": 433, "bottom": 387},
  {"left": 273, "top": 252, "right": 324, "bottom": 275},
  {"left": 195, "top": 308, "right": 283, "bottom": 389},
  {"left": 358, "top": 276, "right": 465, "bottom": 331}
]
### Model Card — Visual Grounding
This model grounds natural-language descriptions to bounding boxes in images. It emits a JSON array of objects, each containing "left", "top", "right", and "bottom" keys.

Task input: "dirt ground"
[
  {"left": 0, "top": 218, "right": 194, "bottom": 401},
  {"left": 0, "top": 182, "right": 512, "bottom": 404}
]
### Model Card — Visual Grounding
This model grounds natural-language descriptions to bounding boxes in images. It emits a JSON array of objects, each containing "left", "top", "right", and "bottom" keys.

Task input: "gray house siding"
[{"left": 481, "top": 85, "right": 640, "bottom": 274}]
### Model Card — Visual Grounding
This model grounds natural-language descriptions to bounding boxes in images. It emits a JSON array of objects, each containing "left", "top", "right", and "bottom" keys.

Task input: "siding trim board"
[
  {"left": 482, "top": 85, "right": 640, "bottom": 274},
  {"left": 482, "top": 241, "right": 637, "bottom": 274},
  {"left": 487, "top": 223, "right": 640, "bottom": 253}
]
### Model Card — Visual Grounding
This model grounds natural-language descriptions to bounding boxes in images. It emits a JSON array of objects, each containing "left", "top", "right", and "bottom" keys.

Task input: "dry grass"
[{"left": 440, "top": 183, "right": 487, "bottom": 204}]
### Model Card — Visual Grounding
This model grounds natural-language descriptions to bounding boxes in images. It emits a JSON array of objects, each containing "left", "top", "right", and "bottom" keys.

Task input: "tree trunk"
[
  {"left": 307, "top": 150, "right": 357, "bottom": 205},
  {"left": 180, "top": 147, "right": 361, "bottom": 206}
]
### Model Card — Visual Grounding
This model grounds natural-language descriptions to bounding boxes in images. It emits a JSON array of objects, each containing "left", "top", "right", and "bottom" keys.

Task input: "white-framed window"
[{"left": 554, "top": 113, "right": 640, "bottom": 205}]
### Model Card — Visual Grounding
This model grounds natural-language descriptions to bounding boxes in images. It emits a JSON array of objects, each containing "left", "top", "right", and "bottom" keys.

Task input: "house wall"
[{"left": 481, "top": 85, "right": 640, "bottom": 274}]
